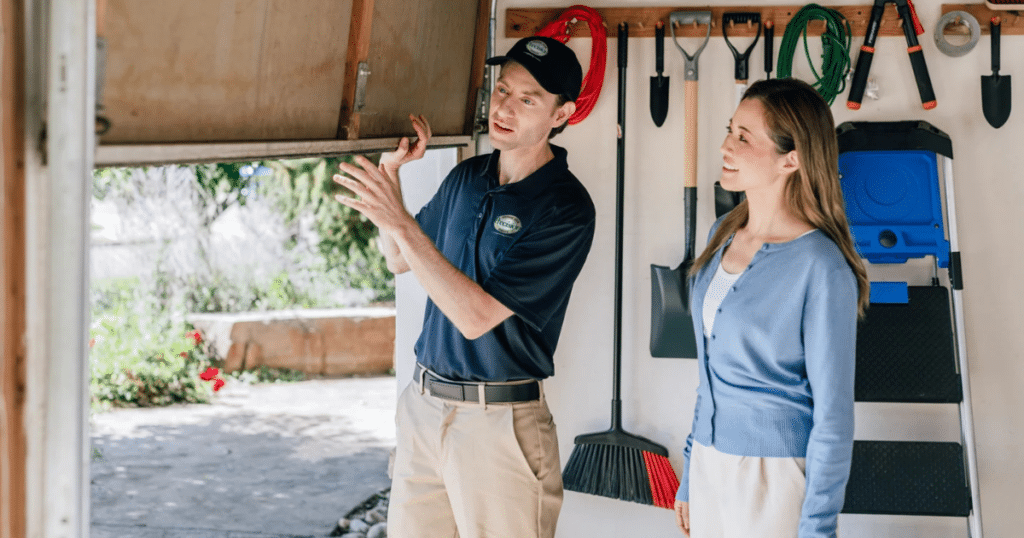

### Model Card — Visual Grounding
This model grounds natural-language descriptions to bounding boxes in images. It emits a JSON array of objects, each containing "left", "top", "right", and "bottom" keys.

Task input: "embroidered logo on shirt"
[{"left": 493, "top": 215, "right": 522, "bottom": 235}]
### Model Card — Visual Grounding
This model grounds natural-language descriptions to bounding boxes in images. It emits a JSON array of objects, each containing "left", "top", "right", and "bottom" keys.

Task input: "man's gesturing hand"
[
  {"left": 333, "top": 155, "right": 414, "bottom": 237},
  {"left": 378, "top": 114, "right": 432, "bottom": 178}
]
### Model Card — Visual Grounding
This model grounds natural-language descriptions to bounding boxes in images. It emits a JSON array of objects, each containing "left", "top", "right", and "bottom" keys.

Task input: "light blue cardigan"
[{"left": 676, "top": 219, "right": 859, "bottom": 538}]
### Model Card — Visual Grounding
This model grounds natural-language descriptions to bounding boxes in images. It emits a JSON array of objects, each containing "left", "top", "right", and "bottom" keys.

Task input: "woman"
[{"left": 673, "top": 78, "right": 869, "bottom": 538}]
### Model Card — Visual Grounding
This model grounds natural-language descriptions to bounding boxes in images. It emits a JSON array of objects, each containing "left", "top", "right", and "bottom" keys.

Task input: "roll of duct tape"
[{"left": 934, "top": 11, "right": 981, "bottom": 57}]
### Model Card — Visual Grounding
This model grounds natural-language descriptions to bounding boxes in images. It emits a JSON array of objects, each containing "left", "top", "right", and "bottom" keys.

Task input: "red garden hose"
[{"left": 535, "top": 5, "right": 606, "bottom": 124}]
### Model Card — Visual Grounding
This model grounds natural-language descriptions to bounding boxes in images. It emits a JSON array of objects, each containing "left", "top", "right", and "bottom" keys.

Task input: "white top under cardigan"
[
  {"left": 702, "top": 230, "right": 815, "bottom": 337},
  {"left": 703, "top": 263, "right": 742, "bottom": 337}
]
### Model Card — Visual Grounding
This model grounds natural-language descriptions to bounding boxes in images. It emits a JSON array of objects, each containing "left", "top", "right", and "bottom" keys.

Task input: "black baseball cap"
[{"left": 486, "top": 36, "right": 583, "bottom": 102}]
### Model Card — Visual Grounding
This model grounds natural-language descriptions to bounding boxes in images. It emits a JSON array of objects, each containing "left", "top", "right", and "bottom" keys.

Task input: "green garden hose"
[{"left": 777, "top": 4, "right": 852, "bottom": 105}]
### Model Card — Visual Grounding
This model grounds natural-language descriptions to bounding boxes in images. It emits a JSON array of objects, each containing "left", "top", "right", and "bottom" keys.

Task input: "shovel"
[
  {"left": 650, "top": 21, "right": 669, "bottom": 127},
  {"left": 982, "top": 16, "right": 1011, "bottom": 128},
  {"left": 650, "top": 11, "right": 711, "bottom": 359}
]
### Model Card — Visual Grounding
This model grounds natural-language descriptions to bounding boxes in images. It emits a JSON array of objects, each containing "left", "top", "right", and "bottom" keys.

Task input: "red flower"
[
  {"left": 199, "top": 367, "right": 219, "bottom": 381},
  {"left": 89, "top": 338, "right": 95, "bottom": 348},
  {"left": 180, "top": 351, "right": 188, "bottom": 358},
  {"left": 189, "top": 330, "right": 203, "bottom": 346},
  {"left": 212, "top": 378, "right": 225, "bottom": 392}
]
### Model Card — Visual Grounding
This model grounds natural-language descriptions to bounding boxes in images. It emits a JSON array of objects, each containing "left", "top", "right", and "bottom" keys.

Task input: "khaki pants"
[
  {"left": 689, "top": 441, "right": 807, "bottom": 538},
  {"left": 388, "top": 377, "right": 563, "bottom": 538}
]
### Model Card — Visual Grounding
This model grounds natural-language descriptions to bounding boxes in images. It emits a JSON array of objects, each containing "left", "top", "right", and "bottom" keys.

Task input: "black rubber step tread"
[
  {"left": 837, "top": 121, "right": 953, "bottom": 159},
  {"left": 856, "top": 286, "right": 962, "bottom": 403},
  {"left": 843, "top": 440, "right": 971, "bottom": 517}
]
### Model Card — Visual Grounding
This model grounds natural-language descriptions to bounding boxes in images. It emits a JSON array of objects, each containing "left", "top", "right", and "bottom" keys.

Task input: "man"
[{"left": 334, "top": 36, "right": 595, "bottom": 538}]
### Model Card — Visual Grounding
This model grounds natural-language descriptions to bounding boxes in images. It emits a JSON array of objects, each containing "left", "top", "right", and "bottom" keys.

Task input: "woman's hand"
[{"left": 674, "top": 500, "right": 690, "bottom": 536}]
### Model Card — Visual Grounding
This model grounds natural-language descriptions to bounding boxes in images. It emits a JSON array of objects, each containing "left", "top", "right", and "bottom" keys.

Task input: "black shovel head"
[
  {"left": 650, "top": 75, "right": 669, "bottom": 127},
  {"left": 650, "top": 260, "right": 697, "bottom": 358},
  {"left": 982, "top": 74, "right": 1011, "bottom": 128}
]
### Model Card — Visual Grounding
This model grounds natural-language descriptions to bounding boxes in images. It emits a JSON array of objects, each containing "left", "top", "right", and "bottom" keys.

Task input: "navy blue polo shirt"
[{"left": 413, "top": 145, "right": 596, "bottom": 382}]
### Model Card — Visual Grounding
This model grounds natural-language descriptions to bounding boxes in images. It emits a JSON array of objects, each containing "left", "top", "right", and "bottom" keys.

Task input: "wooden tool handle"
[{"left": 684, "top": 79, "right": 698, "bottom": 188}]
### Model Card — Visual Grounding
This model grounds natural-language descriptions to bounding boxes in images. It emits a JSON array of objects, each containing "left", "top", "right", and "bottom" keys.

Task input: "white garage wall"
[{"left": 395, "top": 1, "right": 1023, "bottom": 536}]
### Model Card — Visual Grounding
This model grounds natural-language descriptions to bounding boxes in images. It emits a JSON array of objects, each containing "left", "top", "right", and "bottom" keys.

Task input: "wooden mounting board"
[
  {"left": 507, "top": 5, "right": 928, "bottom": 38},
  {"left": 942, "top": 4, "right": 1024, "bottom": 35}
]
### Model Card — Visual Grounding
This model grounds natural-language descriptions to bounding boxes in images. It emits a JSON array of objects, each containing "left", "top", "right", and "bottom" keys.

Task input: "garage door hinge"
[
  {"left": 354, "top": 62, "right": 371, "bottom": 113},
  {"left": 474, "top": 87, "right": 489, "bottom": 137}
]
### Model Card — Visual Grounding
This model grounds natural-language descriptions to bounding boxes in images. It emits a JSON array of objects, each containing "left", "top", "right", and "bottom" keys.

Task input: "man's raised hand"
[{"left": 378, "top": 114, "right": 432, "bottom": 178}]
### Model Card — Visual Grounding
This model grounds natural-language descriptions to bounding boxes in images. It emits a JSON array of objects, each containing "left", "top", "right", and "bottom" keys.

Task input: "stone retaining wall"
[{"left": 188, "top": 308, "right": 395, "bottom": 376}]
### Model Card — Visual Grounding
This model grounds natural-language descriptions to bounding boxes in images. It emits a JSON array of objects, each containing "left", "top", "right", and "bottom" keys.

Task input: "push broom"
[{"left": 561, "top": 22, "right": 680, "bottom": 510}]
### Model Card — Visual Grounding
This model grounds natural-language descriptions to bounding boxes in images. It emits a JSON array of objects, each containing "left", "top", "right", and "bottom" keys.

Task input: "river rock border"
[{"left": 330, "top": 487, "right": 389, "bottom": 538}]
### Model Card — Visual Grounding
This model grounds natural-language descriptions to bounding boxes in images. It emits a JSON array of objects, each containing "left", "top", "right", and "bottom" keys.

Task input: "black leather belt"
[{"left": 414, "top": 363, "right": 540, "bottom": 403}]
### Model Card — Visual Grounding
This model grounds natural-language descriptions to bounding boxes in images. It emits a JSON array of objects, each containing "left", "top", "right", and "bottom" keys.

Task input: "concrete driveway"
[{"left": 89, "top": 376, "right": 396, "bottom": 538}]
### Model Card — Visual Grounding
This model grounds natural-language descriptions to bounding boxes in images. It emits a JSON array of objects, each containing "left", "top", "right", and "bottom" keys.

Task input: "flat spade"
[
  {"left": 982, "top": 16, "right": 1011, "bottom": 128},
  {"left": 650, "top": 11, "right": 711, "bottom": 359},
  {"left": 650, "top": 21, "right": 670, "bottom": 126}
]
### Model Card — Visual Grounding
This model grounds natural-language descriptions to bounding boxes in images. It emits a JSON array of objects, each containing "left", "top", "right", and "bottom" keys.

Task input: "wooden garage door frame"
[
  {"left": 18, "top": 0, "right": 95, "bottom": 535},
  {"left": 1, "top": 0, "right": 28, "bottom": 534}
]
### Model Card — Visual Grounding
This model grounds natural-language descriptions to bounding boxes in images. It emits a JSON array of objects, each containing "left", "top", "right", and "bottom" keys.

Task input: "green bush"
[
  {"left": 228, "top": 365, "right": 307, "bottom": 384},
  {"left": 180, "top": 269, "right": 322, "bottom": 314},
  {"left": 90, "top": 278, "right": 213, "bottom": 410},
  {"left": 89, "top": 277, "right": 313, "bottom": 410}
]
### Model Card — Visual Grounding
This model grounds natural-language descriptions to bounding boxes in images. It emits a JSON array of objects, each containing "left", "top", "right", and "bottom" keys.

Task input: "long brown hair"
[{"left": 691, "top": 78, "right": 869, "bottom": 317}]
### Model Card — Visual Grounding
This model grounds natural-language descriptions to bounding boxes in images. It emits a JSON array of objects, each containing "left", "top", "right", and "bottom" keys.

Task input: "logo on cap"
[
  {"left": 525, "top": 40, "right": 549, "bottom": 58},
  {"left": 494, "top": 215, "right": 523, "bottom": 235}
]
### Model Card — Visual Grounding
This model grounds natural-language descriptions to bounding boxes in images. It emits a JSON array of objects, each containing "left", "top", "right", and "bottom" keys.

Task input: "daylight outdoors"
[{"left": 89, "top": 157, "right": 396, "bottom": 538}]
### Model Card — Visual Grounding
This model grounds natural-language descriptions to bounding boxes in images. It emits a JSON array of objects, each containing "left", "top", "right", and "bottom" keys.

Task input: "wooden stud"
[
  {"left": 464, "top": 0, "right": 490, "bottom": 137},
  {"left": 1, "top": 0, "right": 28, "bottom": 535},
  {"left": 338, "top": 0, "right": 376, "bottom": 140}
]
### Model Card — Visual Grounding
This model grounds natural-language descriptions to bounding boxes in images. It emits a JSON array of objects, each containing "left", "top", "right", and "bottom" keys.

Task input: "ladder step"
[
  {"left": 856, "top": 286, "right": 962, "bottom": 403},
  {"left": 842, "top": 441, "right": 971, "bottom": 517}
]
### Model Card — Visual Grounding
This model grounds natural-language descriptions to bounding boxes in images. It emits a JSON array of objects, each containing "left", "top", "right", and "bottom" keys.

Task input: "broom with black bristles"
[{"left": 561, "top": 22, "right": 680, "bottom": 510}]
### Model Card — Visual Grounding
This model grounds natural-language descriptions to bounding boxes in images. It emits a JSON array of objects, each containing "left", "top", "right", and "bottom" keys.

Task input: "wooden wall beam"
[{"left": 1, "top": 0, "right": 28, "bottom": 535}]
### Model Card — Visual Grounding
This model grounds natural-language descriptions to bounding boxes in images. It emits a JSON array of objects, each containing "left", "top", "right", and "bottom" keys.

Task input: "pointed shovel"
[
  {"left": 982, "top": 17, "right": 1011, "bottom": 128},
  {"left": 650, "top": 21, "right": 669, "bottom": 127}
]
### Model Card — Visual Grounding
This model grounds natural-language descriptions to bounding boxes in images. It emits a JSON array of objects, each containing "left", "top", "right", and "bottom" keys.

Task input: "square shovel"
[
  {"left": 982, "top": 16, "right": 1011, "bottom": 128},
  {"left": 650, "top": 11, "right": 711, "bottom": 359}
]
